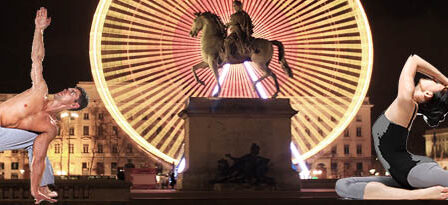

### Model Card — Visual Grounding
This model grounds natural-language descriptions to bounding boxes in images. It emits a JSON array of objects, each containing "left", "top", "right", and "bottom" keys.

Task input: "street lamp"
[{"left": 60, "top": 112, "right": 79, "bottom": 176}]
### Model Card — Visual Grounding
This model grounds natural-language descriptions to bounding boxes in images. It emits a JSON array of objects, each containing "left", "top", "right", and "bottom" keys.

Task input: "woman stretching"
[{"left": 336, "top": 54, "right": 448, "bottom": 200}]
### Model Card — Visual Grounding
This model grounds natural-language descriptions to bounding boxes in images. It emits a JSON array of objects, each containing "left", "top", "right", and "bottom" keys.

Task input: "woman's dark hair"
[
  {"left": 69, "top": 86, "right": 89, "bottom": 111},
  {"left": 418, "top": 88, "right": 448, "bottom": 127}
]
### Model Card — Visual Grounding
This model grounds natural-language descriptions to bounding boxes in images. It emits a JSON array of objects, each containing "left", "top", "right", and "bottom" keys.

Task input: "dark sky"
[{"left": 0, "top": 0, "right": 447, "bottom": 154}]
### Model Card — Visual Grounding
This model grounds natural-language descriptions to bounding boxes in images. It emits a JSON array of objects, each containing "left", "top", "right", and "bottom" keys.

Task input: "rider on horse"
[{"left": 224, "top": 0, "right": 254, "bottom": 63}]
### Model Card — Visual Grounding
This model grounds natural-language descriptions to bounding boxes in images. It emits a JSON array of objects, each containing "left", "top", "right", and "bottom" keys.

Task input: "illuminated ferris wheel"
[{"left": 90, "top": 0, "right": 373, "bottom": 165}]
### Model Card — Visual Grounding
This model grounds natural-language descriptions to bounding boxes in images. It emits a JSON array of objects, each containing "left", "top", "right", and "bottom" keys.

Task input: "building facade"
[
  {"left": 423, "top": 128, "right": 448, "bottom": 169},
  {"left": 304, "top": 97, "right": 379, "bottom": 178},
  {"left": 0, "top": 82, "right": 158, "bottom": 180}
]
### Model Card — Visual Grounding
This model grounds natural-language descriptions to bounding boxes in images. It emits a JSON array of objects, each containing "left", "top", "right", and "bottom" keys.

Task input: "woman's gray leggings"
[{"left": 335, "top": 162, "right": 448, "bottom": 199}]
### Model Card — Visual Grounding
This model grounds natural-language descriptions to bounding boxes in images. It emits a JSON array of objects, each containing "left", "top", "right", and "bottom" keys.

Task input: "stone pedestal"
[{"left": 177, "top": 97, "right": 300, "bottom": 191}]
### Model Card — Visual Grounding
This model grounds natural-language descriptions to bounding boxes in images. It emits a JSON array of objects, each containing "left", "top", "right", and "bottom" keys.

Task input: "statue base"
[{"left": 177, "top": 97, "right": 300, "bottom": 191}]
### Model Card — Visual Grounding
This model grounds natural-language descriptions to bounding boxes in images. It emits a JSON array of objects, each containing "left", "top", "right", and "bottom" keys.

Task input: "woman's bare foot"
[{"left": 412, "top": 186, "right": 448, "bottom": 200}]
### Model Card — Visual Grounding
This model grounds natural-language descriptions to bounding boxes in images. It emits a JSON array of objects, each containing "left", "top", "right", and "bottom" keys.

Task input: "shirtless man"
[{"left": 0, "top": 7, "right": 88, "bottom": 204}]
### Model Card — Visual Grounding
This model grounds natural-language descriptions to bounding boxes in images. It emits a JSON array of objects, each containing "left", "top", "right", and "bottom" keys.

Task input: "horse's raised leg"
[
  {"left": 192, "top": 61, "right": 209, "bottom": 85},
  {"left": 209, "top": 59, "right": 221, "bottom": 97},
  {"left": 255, "top": 64, "right": 280, "bottom": 98}
]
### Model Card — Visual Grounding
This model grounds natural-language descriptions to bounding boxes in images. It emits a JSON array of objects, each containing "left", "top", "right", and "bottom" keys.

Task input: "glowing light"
[
  {"left": 56, "top": 170, "right": 67, "bottom": 176},
  {"left": 60, "top": 112, "right": 69, "bottom": 118},
  {"left": 243, "top": 62, "right": 268, "bottom": 99},
  {"left": 70, "top": 113, "right": 79, "bottom": 118},
  {"left": 19, "top": 169, "right": 25, "bottom": 174},
  {"left": 290, "top": 142, "right": 309, "bottom": 179},
  {"left": 212, "top": 64, "right": 230, "bottom": 96},
  {"left": 176, "top": 157, "right": 186, "bottom": 174}
]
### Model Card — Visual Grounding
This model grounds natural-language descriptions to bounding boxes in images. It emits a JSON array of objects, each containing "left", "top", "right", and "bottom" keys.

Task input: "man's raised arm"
[{"left": 31, "top": 7, "right": 51, "bottom": 88}]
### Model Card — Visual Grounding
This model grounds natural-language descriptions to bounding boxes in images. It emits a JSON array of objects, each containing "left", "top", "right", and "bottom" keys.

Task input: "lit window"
[
  {"left": 69, "top": 144, "right": 74, "bottom": 154},
  {"left": 69, "top": 127, "right": 75, "bottom": 136},
  {"left": 55, "top": 144, "right": 61, "bottom": 154},
  {"left": 83, "top": 144, "right": 89, "bottom": 153},
  {"left": 83, "top": 113, "right": 89, "bottom": 120}
]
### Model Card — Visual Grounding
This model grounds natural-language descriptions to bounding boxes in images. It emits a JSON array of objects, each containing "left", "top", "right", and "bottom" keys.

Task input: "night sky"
[{"left": 0, "top": 0, "right": 447, "bottom": 154}]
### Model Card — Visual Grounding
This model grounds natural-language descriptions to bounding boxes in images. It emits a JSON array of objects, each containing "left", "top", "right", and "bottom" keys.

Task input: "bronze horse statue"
[{"left": 189, "top": 12, "right": 293, "bottom": 98}]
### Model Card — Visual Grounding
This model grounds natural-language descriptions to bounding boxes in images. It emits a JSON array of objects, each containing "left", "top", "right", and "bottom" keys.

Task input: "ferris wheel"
[{"left": 90, "top": 0, "right": 373, "bottom": 165}]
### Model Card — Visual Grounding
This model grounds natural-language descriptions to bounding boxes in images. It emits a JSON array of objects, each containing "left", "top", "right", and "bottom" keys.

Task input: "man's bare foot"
[
  {"left": 412, "top": 186, "right": 448, "bottom": 200},
  {"left": 34, "top": 191, "right": 57, "bottom": 204},
  {"left": 39, "top": 186, "right": 58, "bottom": 198}
]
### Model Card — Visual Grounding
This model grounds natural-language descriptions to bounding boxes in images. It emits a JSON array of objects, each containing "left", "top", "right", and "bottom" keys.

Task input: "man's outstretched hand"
[{"left": 35, "top": 7, "right": 51, "bottom": 30}]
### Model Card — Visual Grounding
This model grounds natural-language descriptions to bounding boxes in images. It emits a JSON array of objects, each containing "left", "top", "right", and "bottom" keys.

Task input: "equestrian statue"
[{"left": 189, "top": 0, "right": 293, "bottom": 98}]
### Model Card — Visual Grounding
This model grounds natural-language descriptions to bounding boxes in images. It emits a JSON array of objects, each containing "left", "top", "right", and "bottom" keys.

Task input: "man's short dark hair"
[
  {"left": 233, "top": 0, "right": 242, "bottom": 6},
  {"left": 70, "top": 86, "right": 89, "bottom": 111}
]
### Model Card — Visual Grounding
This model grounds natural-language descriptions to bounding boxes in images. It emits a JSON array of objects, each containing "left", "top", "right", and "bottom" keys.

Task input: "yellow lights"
[
  {"left": 60, "top": 112, "right": 79, "bottom": 119},
  {"left": 60, "top": 112, "right": 69, "bottom": 118},
  {"left": 56, "top": 170, "right": 67, "bottom": 176},
  {"left": 89, "top": 0, "right": 373, "bottom": 164}
]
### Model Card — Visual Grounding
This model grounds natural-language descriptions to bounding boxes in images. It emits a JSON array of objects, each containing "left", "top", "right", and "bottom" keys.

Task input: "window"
[
  {"left": 113, "top": 126, "right": 118, "bottom": 135},
  {"left": 356, "top": 144, "right": 362, "bottom": 155},
  {"left": 356, "top": 127, "right": 362, "bottom": 137},
  {"left": 98, "top": 126, "right": 104, "bottom": 136},
  {"left": 344, "top": 144, "right": 350, "bottom": 155},
  {"left": 83, "top": 126, "right": 89, "bottom": 136},
  {"left": 111, "top": 162, "right": 117, "bottom": 175},
  {"left": 96, "top": 162, "right": 104, "bottom": 175},
  {"left": 356, "top": 115, "right": 362, "bottom": 122},
  {"left": 55, "top": 144, "right": 61, "bottom": 154},
  {"left": 12, "top": 150, "right": 18, "bottom": 154},
  {"left": 83, "top": 144, "right": 89, "bottom": 153},
  {"left": 82, "top": 162, "right": 88, "bottom": 169},
  {"left": 344, "top": 129, "right": 350, "bottom": 137},
  {"left": 83, "top": 113, "right": 89, "bottom": 120},
  {"left": 331, "top": 163, "right": 338, "bottom": 172},
  {"left": 97, "top": 144, "right": 103, "bottom": 153},
  {"left": 69, "top": 127, "right": 75, "bottom": 136},
  {"left": 0, "top": 162, "right": 4, "bottom": 170},
  {"left": 112, "top": 144, "right": 118, "bottom": 153},
  {"left": 344, "top": 162, "right": 350, "bottom": 168},
  {"left": 99, "top": 113, "right": 104, "bottom": 120},
  {"left": 69, "top": 144, "right": 74, "bottom": 154},
  {"left": 356, "top": 162, "right": 363, "bottom": 171},
  {"left": 126, "top": 144, "right": 133, "bottom": 153},
  {"left": 57, "top": 128, "right": 61, "bottom": 136},
  {"left": 331, "top": 146, "right": 337, "bottom": 155},
  {"left": 11, "top": 173, "right": 18, "bottom": 179},
  {"left": 11, "top": 162, "right": 19, "bottom": 170}
]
